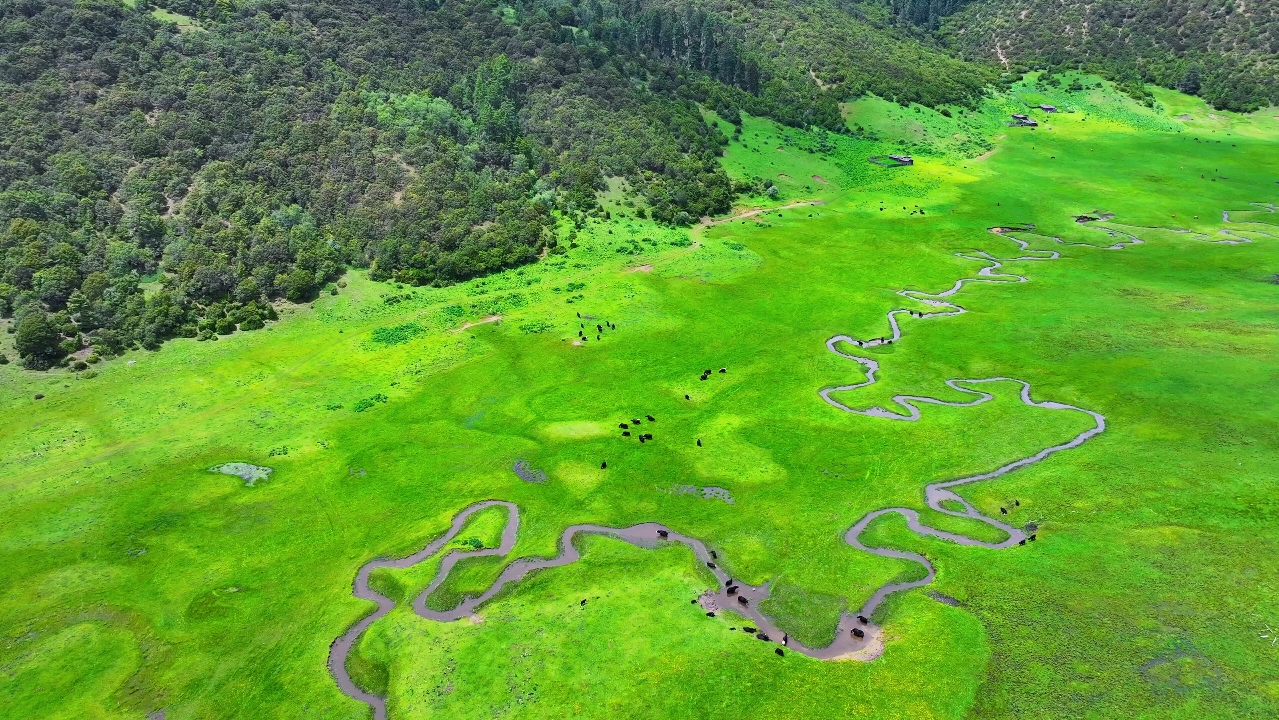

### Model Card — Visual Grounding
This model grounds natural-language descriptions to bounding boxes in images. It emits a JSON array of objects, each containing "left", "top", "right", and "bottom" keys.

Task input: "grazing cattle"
[
  {"left": 697, "top": 439, "right": 702, "bottom": 447},
  {"left": 852, "top": 628, "right": 865, "bottom": 639},
  {"left": 691, "top": 599, "right": 697, "bottom": 604},
  {"left": 783, "top": 634, "right": 789, "bottom": 646},
  {"left": 632, "top": 418, "right": 641, "bottom": 425},
  {"left": 857, "top": 615, "right": 868, "bottom": 624},
  {"left": 710, "top": 550, "right": 717, "bottom": 559},
  {"left": 600, "top": 461, "right": 607, "bottom": 469},
  {"left": 619, "top": 423, "right": 628, "bottom": 429},
  {"left": 685, "top": 394, "right": 691, "bottom": 400},
  {"left": 1001, "top": 507, "right": 1007, "bottom": 515},
  {"left": 622, "top": 431, "right": 630, "bottom": 437},
  {"left": 645, "top": 434, "right": 653, "bottom": 440},
  {"left": 756, "top": 633, "right": 770, "bottom": 641},
  {"left": 707, "top": 562, "right": 716, "bottom": 569},
  {"left": 704, "top": 369, "right": 712, "bottom": 376},
  {"left": 576, "top": 312, "right": 581, "bottom": 318},
  {"left": 1014, "top": 500, "right": 1020, "bottom": 506},
  {"left": 658, "top": 530, "right": 669, "bottom": 538},
  {"left": 725, "top": 578, "right": 733, "bottom": 586},
  {"left": 743, "top": 627, "right": 756, "bottom": 633},
  {"left": 1029, "top": 533, "right": 1037, "bottom": 541},
  {"left": 597, "top": 325, "right": 603, "bottom": 332},
  {"left": 727, "top": 586, "right": 737, "bottom": 595},
  {"left": 706, "top": 612, "right": 716, "bottom": 617},
  {"left": 639, "top": 437, "right": 646, "bottom": 443},
  {"left": 646, "top": 415, "right": 655, "bottom": 421},
  {"left": 738, "top": 597, "right": 748, "bottom": 606},
  {"left": 719, "top": 368, "right": 726, "bottom": 373},
  {"left": 1018, "top": 539, "right": 1026, "bottom": 546},
  {"left": 597, "top": 335, "right": 600, "bottom": 340},
  {"left": 581, "top": 599, "right": 587, "bottom": 606},
  {"left": 700, "top": 376, "right": 708, "bottom": 381},
  {"left": 775, "top": 648, "right": 784, "bottom": 657}
]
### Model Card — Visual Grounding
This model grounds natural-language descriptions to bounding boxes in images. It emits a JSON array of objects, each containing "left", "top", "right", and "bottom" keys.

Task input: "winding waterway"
[{"left": 329, "top": 209, "right": 1273, "bottom": 718}]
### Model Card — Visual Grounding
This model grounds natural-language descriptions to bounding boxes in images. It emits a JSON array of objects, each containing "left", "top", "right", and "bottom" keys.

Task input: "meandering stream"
[{"left": 329, "top": 209, "right": 1272, "bottom": 718}]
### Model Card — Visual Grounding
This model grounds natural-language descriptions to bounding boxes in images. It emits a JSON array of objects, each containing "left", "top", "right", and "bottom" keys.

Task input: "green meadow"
[{"left": 2, "top": 78, "right": 1278, "bottom": 718}]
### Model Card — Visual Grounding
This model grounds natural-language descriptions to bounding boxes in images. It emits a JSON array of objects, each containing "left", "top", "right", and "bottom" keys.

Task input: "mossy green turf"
[{"left": 2, "top": 80, "right": 1278, "bottom": 718}]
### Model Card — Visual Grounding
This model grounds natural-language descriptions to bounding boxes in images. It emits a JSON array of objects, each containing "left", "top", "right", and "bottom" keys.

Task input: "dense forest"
[
  {"left": 939, "top": 0, "right": 1279, "bottom": 111},
  {"left": 0, "top": 0, "right": 991, "bottom": 368},
  {"left": 0, "top": 0, "right": 1275, "bottom": 368}
]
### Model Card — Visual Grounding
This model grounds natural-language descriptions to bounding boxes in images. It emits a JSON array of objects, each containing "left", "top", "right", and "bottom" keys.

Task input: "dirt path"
[
  {"left": 455, "top": 314, "right": 501, "bottom": 332},
  {"left": 701, "top": 200, "right": 823, "bottom": 228}
]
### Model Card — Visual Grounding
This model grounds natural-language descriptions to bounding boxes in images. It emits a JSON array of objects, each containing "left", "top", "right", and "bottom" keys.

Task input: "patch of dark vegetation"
[
  {"left": 367, "top": 568, "right": 407, "bottom": 605},
  {"left": 370, "top": 322, "right": 426, "bottom": 346},
  {"left": 352, "top": 394, "right": 389, "bottom": 412},
  {"left": 927, "top": 590, "right": 963, "bottom": 607},
  {"left": 345, "top": 644, "right": 390, "bottom": 698}
]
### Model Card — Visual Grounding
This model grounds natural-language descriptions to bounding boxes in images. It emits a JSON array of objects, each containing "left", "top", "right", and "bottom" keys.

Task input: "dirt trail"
[
  {"left": 455, "top": 314, "right": 501, "bottom": 332},
  {"left": 701, "top": 200, "right": 822, "bottom": 227}
]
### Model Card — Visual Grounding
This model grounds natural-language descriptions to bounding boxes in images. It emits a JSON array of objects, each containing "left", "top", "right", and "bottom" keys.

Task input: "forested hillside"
[
  {"left": 938, "top": 0, "right": 1279, "bottom": 111},
  {"left": 0, "top": 0, "right": 989, "bottom": 368},
  {"left": 1, "top": 0, "right": 1275, "bottom": 370}
]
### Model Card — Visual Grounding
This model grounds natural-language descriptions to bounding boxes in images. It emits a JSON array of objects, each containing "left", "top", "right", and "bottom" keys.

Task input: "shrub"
[
  {"left": 282, "top": 268, "right": 316, "bottom": 302},
  {"left": 370, "top": 323, "right": 425, "bottom": 345},
  {"left": 518, "top": 320, "right": 555, "bottom": 334},
  {"left": 215, "top": 317, "right": 237, "bottom": 335},
  {"left": 15, "top": 313, "right": 62, "bottom": 365},
  {"left": 353, "top": 394, "right": 389, "bottom": 412}
]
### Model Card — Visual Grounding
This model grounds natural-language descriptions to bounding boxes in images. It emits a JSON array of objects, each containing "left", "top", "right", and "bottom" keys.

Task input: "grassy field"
[{"left": 1, "top": 77, "right": 1277, "bottom": 719}]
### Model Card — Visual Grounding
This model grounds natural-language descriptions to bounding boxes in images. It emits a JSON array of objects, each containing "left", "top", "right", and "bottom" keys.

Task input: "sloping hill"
[{"left": 939, "top": 0, "right": 1279, "bottom": 110}]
